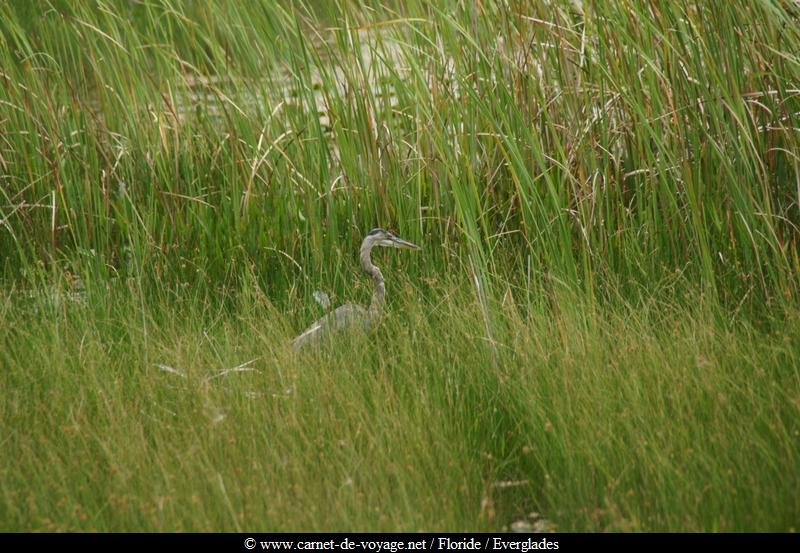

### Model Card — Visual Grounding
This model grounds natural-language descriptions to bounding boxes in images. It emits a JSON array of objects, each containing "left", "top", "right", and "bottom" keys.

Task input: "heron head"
[{"left": 366, "top": 228, "right": 421, "bottom": 251}]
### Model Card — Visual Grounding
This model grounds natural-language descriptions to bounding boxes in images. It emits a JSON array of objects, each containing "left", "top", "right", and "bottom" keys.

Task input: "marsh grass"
[
  {"left": 1, "top": 0, "right": 799, "bottom": 531},
  {"left": 2, "top": 278, "right": 798, "bottom": 531}
]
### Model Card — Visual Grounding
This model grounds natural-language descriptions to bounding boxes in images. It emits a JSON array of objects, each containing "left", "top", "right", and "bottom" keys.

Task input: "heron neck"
[{"left": 360, "top": 243, "right": 385, "bottom": 321}]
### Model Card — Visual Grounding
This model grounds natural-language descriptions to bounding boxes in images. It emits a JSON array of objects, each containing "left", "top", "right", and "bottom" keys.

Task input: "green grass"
[
  {"left": 1, "top": 0, "right": 800, "bottom": 531},
  {"left": 2, "top": 280, "right": 798, "bottom": 531}
]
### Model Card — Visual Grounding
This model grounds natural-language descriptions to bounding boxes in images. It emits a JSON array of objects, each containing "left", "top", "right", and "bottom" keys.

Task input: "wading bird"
[{"left": 292, "top": 228, "right": 420, "bottom": 351}]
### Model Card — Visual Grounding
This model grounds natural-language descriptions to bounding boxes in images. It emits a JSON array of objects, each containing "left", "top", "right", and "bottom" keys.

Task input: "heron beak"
[{"left": 388, "top": 235, "right": 421, "bottom": 251}]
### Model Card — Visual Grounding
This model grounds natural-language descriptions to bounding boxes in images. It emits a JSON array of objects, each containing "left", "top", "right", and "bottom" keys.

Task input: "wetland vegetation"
[{"left": 1, "top": 0, "right": 799, "bottom": 531}]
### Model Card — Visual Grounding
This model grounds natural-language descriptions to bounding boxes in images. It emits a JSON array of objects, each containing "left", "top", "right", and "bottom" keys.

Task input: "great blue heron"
[{"left": 292, "top": 228, "right": 420, "bottom": 351}]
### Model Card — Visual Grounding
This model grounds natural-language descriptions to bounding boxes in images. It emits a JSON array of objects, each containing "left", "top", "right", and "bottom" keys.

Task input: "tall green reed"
[{"left": 1, "top": 0, "right": 799, "bottom": 314}]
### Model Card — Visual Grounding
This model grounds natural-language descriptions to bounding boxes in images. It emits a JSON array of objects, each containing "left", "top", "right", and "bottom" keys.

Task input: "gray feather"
[
  {"left": 291, "top": 228, "right": 419, "bottom": 352},
  {"left": 292, "top": 304, "right": 370, "bottom": 351}
]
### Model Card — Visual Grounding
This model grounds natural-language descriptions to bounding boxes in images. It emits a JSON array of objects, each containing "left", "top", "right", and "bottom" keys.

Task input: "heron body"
[{"left": 292, "top": 228, "right": 419, "bottom": 351}]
